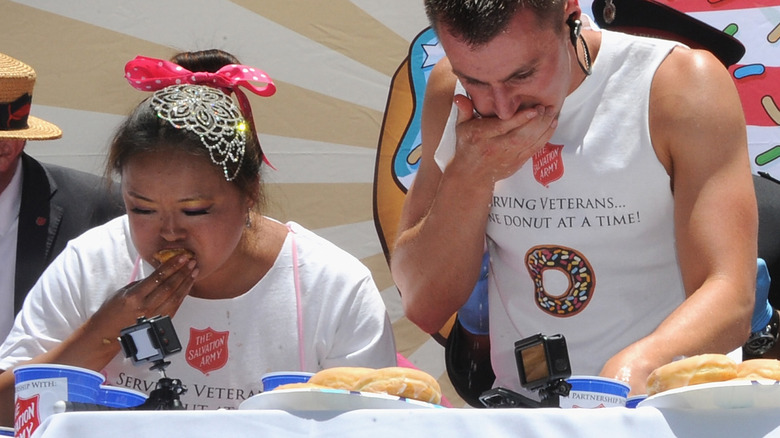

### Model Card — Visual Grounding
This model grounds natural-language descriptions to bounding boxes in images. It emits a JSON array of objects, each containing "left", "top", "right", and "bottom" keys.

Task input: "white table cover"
[{"left": 29, "top": 406, "right": 780, "bottom": 438}]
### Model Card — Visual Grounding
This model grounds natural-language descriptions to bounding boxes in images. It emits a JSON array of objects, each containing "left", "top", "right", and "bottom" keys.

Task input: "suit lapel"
[{"left": 14, "top": 154, "right": 56, "bottom": 314}]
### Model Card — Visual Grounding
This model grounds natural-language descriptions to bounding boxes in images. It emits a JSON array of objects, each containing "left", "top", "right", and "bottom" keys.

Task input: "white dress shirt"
[{"left": 0, "top": 159, "right": 23, "bottom": 341}]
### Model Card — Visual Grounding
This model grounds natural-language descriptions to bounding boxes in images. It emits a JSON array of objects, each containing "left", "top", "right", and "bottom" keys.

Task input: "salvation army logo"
[
  {"left": 532, "top": 143, "right": 564, "bottom": 187},
  {"left": 572, "top": 403, "right": 607, "bottom": 408},
  {"left": 14, "top": 394, "right": 40, "bottom": 438},
  {"left": 186, "top": 327, "right": 229, "bottom": 375}
]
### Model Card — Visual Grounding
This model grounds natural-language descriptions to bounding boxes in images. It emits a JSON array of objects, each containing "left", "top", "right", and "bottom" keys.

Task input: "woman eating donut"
[{"left": 0, "top": 49, "right": 396, "bottom": 423}]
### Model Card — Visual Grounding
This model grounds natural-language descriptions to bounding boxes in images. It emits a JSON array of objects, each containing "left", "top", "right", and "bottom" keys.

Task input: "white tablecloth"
[{"left": 29, "top": 406, "right": 780, "bottom": 438}]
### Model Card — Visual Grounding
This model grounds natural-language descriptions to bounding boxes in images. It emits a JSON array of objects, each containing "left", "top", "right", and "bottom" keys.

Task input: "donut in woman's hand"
[
  {"left": 153, "top": 248, "right": 194, "bottom": 264},
  {"left": 354, "top": 367, "right": 442, "bottom": 404},
  {"left": 735, "top": 359, "right": 780, "bottom": 381},
  {"left": 646, "top": 354, "right": 737, "bottom": 396},
  {"left": 307, "top": 367, "right": 375, "bottom": 390}
]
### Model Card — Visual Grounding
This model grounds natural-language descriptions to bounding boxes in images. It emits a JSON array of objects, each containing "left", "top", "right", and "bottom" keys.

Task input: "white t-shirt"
[
  {"left": 0, "top": 216, "right": 396, "bottom": 410},
  {"left": 435, "top": 30, "right": 686, "bottom": 394}
]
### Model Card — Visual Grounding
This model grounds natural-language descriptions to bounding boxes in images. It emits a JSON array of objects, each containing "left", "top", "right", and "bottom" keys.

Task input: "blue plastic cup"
[
  {"left": 14, "top": 364, "right": 105, "bottom": 437},
  {"left": 13, "top": 364, "right": 104, "bottom": 402},
  {"left": 261, "top": 372, "right": 314, "bottom": 391},
  {"left": 559, "top": 376, "right": 631, "bottom": 408},
  {"left": 625, "top": 394, "right": 647, "bottom": 408},
  {"left": 97, "top": 385, "right": 148, "bottom": 408}
]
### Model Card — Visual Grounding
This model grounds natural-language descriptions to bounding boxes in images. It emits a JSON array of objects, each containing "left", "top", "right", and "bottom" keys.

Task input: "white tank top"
[{"left": 435, "top": 30, "right": 684, "bottom": 392}]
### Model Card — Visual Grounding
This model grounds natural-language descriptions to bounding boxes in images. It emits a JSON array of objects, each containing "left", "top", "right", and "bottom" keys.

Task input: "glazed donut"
[
  {"left": 735, "top": 359, "right": 780, "bottom": 381},
  {"left": 307, "top": 367, "right": 375, "bottom": 390},
  {"left": 525, "top": 245, "right": 595, "bottom": 316},
  {"left": 646, "top": 354, "right": 738, "bottom": 396},
  {"left": 153, "top": 248, "right": 194, "bottom": 264},
  {"left": 354, "top": 367, "right": 442, "bottom": 404}
]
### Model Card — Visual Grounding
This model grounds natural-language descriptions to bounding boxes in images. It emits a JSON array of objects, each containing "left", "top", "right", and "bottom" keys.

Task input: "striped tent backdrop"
[{"left": 3, "top": 0, "right": 777, "bottom": 408}]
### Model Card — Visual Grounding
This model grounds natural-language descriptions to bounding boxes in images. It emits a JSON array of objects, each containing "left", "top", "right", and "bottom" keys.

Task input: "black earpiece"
[
  {"left": 567, "top": 13, "right": 592, "bottom": 76},
  {"left": 567, "top": 14, "right": 582, "bottom": 47}
]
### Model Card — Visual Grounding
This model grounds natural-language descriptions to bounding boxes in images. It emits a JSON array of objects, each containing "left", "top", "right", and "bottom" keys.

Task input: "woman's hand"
[
  {"left": 92, "top": 254, "right": 198, "bottom": 335},
  {"left": 0, "top": 254, "right": 199, "bottom": 390},
  {"left": 70, "top": 253, "right": 197, "bottom": 366}
]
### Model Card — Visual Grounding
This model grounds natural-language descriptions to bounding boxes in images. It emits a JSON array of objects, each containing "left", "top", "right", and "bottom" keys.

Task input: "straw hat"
[{"left": 0, "top": 52, "right": 62, "bottom": 140}]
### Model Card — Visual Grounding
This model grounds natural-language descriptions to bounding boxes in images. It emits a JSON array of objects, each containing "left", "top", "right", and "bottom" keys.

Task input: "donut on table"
[
  {"left": 272, "top": 382, "right": 330, "bottom": 391},
  {"left": 354, "top": 367, "right": 442, "bottom": 405},
  {"left": 306, "top": 367, "right": 375, "bottom": 390},
  {"left": 301, "top": 366, "right": 443, "bottom": 404},
  {"left": 525, "top": 245, "right": 595, "bottom": 317},
  {"left": 646, "top": 354, "right": 738, "bottom": 396},
  {"left": 735, "top": 358, "right": 780, "bottom": 381}
]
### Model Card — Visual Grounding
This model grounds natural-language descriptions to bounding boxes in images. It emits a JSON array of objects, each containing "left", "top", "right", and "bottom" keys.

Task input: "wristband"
[
  {"left": 744, "top": 258, "right": 778, "bottom": 357},
  {"left": 751, "top": 258, "right": 772, "bottom": 333},
  {"left": 457, "top": 252, "right": 490, "bottom": 335}
]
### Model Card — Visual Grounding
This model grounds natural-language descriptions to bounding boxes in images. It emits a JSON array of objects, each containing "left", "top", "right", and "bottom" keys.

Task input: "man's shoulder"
[
  {"left": 41, "top": 162, "right": 120, "bottom": 198},
  {"left": 42, "top": 162, "right": 109, "bottom": 186},
  {"left": 38, "top": 161, "right": 125, "bottom": 218}
]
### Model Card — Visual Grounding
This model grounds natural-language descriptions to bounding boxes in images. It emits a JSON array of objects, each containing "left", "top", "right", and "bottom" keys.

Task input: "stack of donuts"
[
  {"left": 646, "top": 354, "right": 780, "bottom": 396},
  {"left": 272, "top": 366, "right": 442, "bottom": 405}
]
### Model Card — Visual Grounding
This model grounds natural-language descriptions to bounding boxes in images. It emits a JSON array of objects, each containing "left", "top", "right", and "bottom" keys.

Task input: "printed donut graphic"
[
  {"left": 374, "top": 27, "right": 443, "bottom": 261},
  {"left": 525, "top": 245, "right": 595, "bottom": 317}
]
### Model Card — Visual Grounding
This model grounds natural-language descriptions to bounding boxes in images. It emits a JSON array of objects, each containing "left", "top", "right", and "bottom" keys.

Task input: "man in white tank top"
[{"left": 391, "top": 0, "right": 757, "bottom": 397}]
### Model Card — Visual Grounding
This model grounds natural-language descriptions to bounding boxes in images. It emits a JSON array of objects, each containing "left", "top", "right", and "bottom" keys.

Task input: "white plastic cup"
[
  {"left": 13, "top": 364, "right": 104, "bottom": 437},
  {"left": 559, "top": 376, "right": 631, "bottom": 408},
  {"left": 260, "top": 371, "right": 314, "bottom": 391}
]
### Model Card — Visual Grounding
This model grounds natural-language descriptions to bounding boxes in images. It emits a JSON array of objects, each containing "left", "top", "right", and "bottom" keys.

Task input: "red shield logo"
[
  {"left": 186, "top": 327, "right": 229, "bottom": 375},
  {"left": 14, "top": 394, "right": 40, "bottom": 438},
  {"left": 532, "top": 143, "right": 564, "bottom": 187}
]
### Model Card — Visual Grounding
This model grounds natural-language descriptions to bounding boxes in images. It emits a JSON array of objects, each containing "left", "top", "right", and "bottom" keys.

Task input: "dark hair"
[
  {"left": 170, "top": 49, "right": 240, "bottom": 73},
  {"left": 424, "top": 0, "right": 567, "bottom": 46},
  {"left": 107, "top": 49, "right": 265, "bottom": 208}
]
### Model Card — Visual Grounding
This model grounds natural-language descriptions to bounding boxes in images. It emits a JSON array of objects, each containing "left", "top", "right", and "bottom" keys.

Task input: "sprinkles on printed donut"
[{"left": 525, "top": 245, "right": 595, "bottom": 317}]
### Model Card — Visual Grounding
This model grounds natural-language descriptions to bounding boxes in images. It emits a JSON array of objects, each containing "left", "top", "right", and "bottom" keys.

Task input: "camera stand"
[
  {"left": 536, "top": 378, "right": 572, "bottom": 408},
  {"left": 479, "top": 377, "right": 571, "bottom": 409},
  {"left": 136, "top": 359, "right": 188, "bottom": 410}
]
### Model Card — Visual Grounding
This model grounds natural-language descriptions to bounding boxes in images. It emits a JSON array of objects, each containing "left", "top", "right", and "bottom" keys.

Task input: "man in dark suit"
[{"left": 0, "top": 52, "right": 124, "bottom": 340}]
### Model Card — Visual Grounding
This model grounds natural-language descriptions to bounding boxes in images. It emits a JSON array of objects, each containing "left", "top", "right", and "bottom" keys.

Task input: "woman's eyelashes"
[
  {"left": 184, "top": 208, "right": 211, "bottom": 216},
  {"left": 128, "top": 206, "right": 212, "bottom": 216},
  {"left": 130, "top": 207, "right": 153, "bottom": 215}
]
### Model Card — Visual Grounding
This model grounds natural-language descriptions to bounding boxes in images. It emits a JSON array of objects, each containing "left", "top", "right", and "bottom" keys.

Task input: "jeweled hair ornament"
[
  {"left": 123, "top": 55, "right": 276, "bottom": 172},
  {"left": 152, "top": 85, "right": 247, "bottom": 181}
]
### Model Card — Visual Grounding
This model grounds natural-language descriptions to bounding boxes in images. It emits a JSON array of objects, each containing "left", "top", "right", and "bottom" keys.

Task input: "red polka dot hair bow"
[
  {"left": 124, "top": 55, "right": 276, "bottom": 168},
  {"left": 124, "top": 56, "right": 275, "bottom": 96}
]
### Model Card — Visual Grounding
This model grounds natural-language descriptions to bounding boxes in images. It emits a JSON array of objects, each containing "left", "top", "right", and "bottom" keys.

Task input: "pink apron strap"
[
  {"left": 130, "top": 255, "right": 142, "bottom": 283},
  {"left": 286, "top": 225, "right": 305, "bottom": 371}
]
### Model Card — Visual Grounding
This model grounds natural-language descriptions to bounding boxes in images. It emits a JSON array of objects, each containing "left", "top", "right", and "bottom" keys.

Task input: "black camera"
[
  {"left": 119, "top": 315, "right": 182, "bottom": 364},
  {"left": 515, "top": 333, "right": 571, "bottom": 390},
  {"left": 479, "top": 333, "right": 572, "bottom": 409},
  {"left": 119, "top": 315, "right": 187, "bottom": 410}
]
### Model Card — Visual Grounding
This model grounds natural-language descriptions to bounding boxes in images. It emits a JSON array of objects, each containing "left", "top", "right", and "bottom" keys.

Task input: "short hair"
[{"left": 424, "top": 0, "right": 567, "bottom": 46}]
